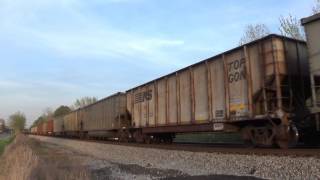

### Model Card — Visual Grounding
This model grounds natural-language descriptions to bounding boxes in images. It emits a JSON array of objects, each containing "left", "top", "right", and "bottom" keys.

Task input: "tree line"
[
  {"left": 30, "top": 96, "right": 97, "bottom": 128},
  {"left": 7, "top": 97, "right": 97, "bottom": 134}
]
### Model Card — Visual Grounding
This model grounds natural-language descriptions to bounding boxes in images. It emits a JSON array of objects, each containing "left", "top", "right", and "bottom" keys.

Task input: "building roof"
[{"left": 301, "top": 13, "right": 320, "bottom": 25}]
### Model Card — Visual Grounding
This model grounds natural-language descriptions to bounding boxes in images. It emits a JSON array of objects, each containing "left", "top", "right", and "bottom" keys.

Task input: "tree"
[
  {"left": 43, "top": 107, "right": 53, "bottom": 118},
  {"left": 30, "top": 107, "right": 57, "bottom": 128},
  {"left": 312, "top": 0, "right": 320, "bottom": 14},
  {"left": 0, "top": 119, "right": 5, "bottom": 131},
  {"left": 73, "top": 97, "right": 97, "bottom": 109},
  {"left": 9, "top": 111, "right": 26, "bottom": 133},
  {"left": 279, "top": 14, "right": 305, "bottom": 40},
  {"left": 30, "top": 116, "right": 45, "bottom": 128},
  {"left": 53, "top": 105, "right": 71, "bottom": 117},
  {"left": 239, "top": 24, "right": 270, "bottom": 45}
]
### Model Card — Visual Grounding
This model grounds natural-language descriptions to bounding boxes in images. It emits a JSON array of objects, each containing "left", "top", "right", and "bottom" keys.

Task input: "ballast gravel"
[{"left": 30, "top": 136, "right": 320, "bottom": 180}]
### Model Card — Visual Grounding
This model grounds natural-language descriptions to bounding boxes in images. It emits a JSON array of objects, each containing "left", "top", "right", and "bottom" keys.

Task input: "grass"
[{"left": 0, "top": 135, "right": 15, "bottom": 155}]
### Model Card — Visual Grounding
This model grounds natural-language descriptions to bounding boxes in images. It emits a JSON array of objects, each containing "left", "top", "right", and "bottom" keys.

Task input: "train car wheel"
[
  {"left": 241, "top": 126, "right": 256, "bottom": 147},
  {"left": 133, "top": 130, "right": 144, "bottom": 143},
  {"left": 118, "top": 129, "right": 130, "bottom": 142},
  {"left": 275, "top": 124, "right": 299, "bottom": 149},
  {"left": 164, "top": 134, "right": 173, "bottom": 144},
  {"left": 241, "top": 125, "right": 275, "bottom": 147},
  {"left": 144, "top": 135, "right": 152, "bottom": 144}
]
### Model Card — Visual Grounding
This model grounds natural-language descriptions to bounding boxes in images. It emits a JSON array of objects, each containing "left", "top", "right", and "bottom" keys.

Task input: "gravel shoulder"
[{"left": 30, "top": 135, "right": 320, "bottom": 180}]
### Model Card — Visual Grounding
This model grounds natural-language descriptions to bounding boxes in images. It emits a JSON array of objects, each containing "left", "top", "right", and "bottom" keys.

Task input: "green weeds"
[{"left": 0, "top": 136, "right": 15, "bottom": 155}]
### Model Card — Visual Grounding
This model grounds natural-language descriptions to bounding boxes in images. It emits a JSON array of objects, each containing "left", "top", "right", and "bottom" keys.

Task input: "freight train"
[{"left": 30, "top": 13, "right": 320, "bottom": 148}]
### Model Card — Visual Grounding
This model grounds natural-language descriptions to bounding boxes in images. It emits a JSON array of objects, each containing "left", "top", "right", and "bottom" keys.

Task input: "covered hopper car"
[
  {"left": 46, "top": 119, "right": 54, "bottom": 135},
  {"left": 30, "top": 126, "right": 37, "bottom": 134},
  {"left": 42, "top": 121, "right": 48, "bottom": 135},
  {"left": 36, "top": 122, "right": 44, "bottom": 135},
  {"left": 301, "top": 13, "right": 320, "bottom": 144},
  {"left": 56, "top": 92, "right": 130, "bottom": 140},
  {"left": 53, "top": 116, "right": 64, "bottom": 136},
  {"left": 126, "top": 34, "right": 311, "bottom": 148}
]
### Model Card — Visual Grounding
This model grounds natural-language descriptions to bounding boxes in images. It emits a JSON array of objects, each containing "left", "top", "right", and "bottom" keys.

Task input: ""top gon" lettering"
[{"left": 228, "top": 58, "right": 246, "bottom": 83}]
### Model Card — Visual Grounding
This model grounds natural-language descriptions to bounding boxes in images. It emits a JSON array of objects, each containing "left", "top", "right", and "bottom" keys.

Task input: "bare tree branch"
[
  {"left": 73, "top": 96, "right": 97, "bottom": 109},
  {"left": 239, "top": 24, "right": 270, "bottom": 45},
  {"left": 312, "top": 0, "right": 320, "bottom": 14},
  {"left": 43, "top": 107, "right": 53, "bottom": 118},
  {"left": 279, "top": 14, "right": 305, "bottom": 40}
]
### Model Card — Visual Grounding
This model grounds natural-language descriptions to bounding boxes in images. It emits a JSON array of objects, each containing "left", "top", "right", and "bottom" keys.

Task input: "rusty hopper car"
[
  {"left": 31, "top": 127, "right": 37, "bottom": 134},
  {"left": 37, "top": 123, "right": 43, "bottom": 135},
  {"left": 47, "top": 119, "right": 54, "bottom": 135},
  {"left": 43, "top": 121, "right": 48, "bottom": 135},
  {"left": 301, "top": 13, "right": 320, "bottom": 143},
  {"left": 126, "top": 34, "right": 310, "bottom": 148}
]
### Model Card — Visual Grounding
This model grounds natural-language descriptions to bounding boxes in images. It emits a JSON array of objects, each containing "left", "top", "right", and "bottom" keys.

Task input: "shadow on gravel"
[
  {"left": 91, "top": 167, "right": 113, "bottom": 180},
  {"left": 162, "top": 175, "right": 265, "bottom": 180},
  {"left": 90, "top": 163, "right": 188, "bottom": 179},
  {"left": 117, "top": 163, "right": 187, "bottom": 177},
  {"left": 90, "top": 162, "right": 265, "bottom": 180}
]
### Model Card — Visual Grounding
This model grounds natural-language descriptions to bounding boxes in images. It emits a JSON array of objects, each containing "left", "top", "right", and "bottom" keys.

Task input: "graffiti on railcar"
[
  {"left": 134, "top": 89, "right": 152, "bottom": 104},
  {"left": 227, "top": 58, "right": 246, "bottom": 83}
]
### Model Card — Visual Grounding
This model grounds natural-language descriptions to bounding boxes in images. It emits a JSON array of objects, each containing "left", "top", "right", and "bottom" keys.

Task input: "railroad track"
[{"left": 31, "top": 135, "right": 320, "bottom": 158}]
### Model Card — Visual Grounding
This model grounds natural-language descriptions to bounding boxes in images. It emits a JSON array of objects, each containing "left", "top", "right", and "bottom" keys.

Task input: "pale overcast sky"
[{"left": 0, "top": 0, "right": 316, "bottom": 126}]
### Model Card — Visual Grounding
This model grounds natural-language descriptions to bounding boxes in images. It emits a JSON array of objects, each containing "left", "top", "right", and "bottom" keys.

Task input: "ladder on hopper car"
[
  {"left": 260, "top": 38, "right": 307, "bottom": 132},
  {"left": 259, "top": 38, "right": 307, "bottom": 116},
  {"left": 261, "top": 79, "right": 295, "bottom": 114},
  {"left": 259, "top": 39, "right": 294, "bottom": 115}
]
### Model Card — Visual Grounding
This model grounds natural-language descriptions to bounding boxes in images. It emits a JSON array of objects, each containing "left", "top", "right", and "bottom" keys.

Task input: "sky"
[{"left": 0, "top": 0, "right": 316, "bottom": 126}]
